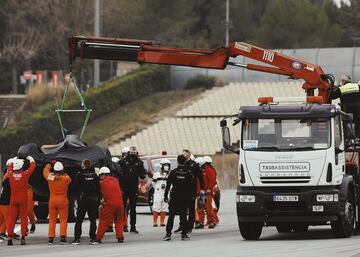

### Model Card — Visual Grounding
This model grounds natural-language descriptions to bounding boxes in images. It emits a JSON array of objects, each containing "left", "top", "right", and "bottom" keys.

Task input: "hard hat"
[
  {"left": 121, "top": 147, "right": 130, "bottom": 154},
  {"left": 340, "top": 74, "right": 351, "bottom": 86},
  {"left": 6, "top": 157, "right": 15, "bottom": 167},
  {"left": 190, "top": 154, "right": 195, "bottom": 161},
  {"left": 53, "top": 161, "right": 64, "bottom": 172},
  {"left": 194, "top": 157, "right": 205, "bottom": 167},
  {"left": 99, "top": 167, "right": 111, "bottom": 175},
  {"left": 159, "top": 159, "right": 171, "bottom": 165},
  {"left": 129, "top": 146, "right": 137, "bottom": 155},
  {"left": 112, "top": 157, "right": 120, "bottom": 163},
  {"left": 13, "top": 158, "right": 24, "bottom": 171},
  {"left": 203, "top": 156, "right": 212, "bottom": 164}
]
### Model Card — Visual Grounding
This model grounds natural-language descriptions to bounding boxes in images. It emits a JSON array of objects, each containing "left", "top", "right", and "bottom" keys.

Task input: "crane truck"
[{"left": 68, "top": 36, "right": 360, "bottom": 240}]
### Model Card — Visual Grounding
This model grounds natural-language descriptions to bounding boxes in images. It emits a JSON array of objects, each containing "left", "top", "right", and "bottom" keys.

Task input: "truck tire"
[
  {"left": 292, "top": 223, "right": 309, "bottom": 233},
  {"left": 239, "top": 221, "right": 262, "bottom": 240},
  {"left": 34, "top": 205, "right": 48, "bottom": 221},
  {"left": 68, "top": 198, "right": 78, "bottom": 223},
  {"left": 276, "top": 224, "right": 292, "bottom": 233},
  {"left": 331, "top": 191, "right": 355, "bottom": 238}
]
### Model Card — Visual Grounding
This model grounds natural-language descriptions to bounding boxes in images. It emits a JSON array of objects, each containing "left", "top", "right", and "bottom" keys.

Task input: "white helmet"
[
  {"left": 121, "top": 147, "right": 130, "bottom": 154},
  {"left": 13, "top": 158, "right": 24, "bottom": 171},
  {"left": 99, "top": 167, "right": 111, "bottom": 175},
  {"left": 203, "top": 156, "right": 212, "bottom": 164},
  {"left": 159, "top": 159, "right": 171, "bottom": 165},
  {"left": 53, "top": 161, "right": 64, "bottom": 172},
  {"left": 6, "top": 157, "right": 16, "bottom": 167},
  {"left": 190, "top": 154, "right": 195, "bottom": 161},
  {"left": 112, "top": 157, "right": 120, "bottom": 163},
  {"left": 194, "top": 157, "right": 205, "bottom": 167}
]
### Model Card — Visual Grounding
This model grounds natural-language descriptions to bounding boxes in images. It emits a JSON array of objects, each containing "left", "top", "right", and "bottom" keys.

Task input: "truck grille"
[
  {"left": 264, "top": 202, "right": 308, "bottom": 212},
  {"left": 260, "top": 176, "right": 311, "bottom": 184}
]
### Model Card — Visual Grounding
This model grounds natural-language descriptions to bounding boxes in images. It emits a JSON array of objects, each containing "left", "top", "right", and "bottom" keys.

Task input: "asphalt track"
[{"left": 2, "top": 190, "right": 360, "bottom": 257}]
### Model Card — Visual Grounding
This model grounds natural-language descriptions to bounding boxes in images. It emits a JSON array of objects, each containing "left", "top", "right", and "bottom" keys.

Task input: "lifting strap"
[{"left": 55, "top": 72, "right": 92, "bottom": 139}]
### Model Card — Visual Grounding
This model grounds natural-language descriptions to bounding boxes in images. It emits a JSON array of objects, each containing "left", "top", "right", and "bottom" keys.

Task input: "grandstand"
[
  {"left": 108, "top": 81, "right": 304, "bottom": 155},
  {"left": 0, "top": 95, "right": 26, "bottom": 131}
]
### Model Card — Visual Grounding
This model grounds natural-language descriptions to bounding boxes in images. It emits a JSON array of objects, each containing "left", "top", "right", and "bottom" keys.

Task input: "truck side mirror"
[{"left": 222, "top": 127, "right": 231, "bottom": 149}]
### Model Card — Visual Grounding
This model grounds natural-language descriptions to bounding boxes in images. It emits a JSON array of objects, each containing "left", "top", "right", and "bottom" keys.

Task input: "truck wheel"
[
  {"left": 276, "top": 224, "right": 292, "bottom": 233},
  {"left": 239, "top": 221, "right": 262, "bottom": 240},
  {"left": 331, "top": 192, "right": 355, "bottom": 238},
  {"left": 34, "top": 205, "right": 48, "bottom": 221},
  {"left": 292, "top": 224, "right": 309, "bottom": 233},
  {"left": 68, "top": 198, "right": 78, "bottom": 223}
]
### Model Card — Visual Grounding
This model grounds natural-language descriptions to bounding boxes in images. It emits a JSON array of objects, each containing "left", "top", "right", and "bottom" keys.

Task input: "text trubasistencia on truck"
[{"left": 67, "top": 35, "right": 360, "bottom": 239}]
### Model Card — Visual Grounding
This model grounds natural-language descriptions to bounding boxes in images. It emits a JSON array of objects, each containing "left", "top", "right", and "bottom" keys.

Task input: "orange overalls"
[
  {"left": 96, "top": 175, "right": 124, "bottom": 240},
  {"left": 6, "top": 161, "right": 36, "bottom": 237},
  {"left": 27, "top": 187, "right": 36, "bottom": 226},
  {"left": 0, "top": 171, "right": 11, "bottom": 235},
  {"left": 43, "top": 164, "right": 71, "bottom": 239},
  {"left": 197, "top": 164, "right": 217, "bottom": 225}
]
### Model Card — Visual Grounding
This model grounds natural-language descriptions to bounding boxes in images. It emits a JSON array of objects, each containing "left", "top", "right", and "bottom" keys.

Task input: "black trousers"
[
  {"left": 122, "top": 190, "right": 138, "bottom": 228},
  {"left": 187, "top": 197, "right": 196, "bottom": 230},
  {"left": 166, "top": 197, "right": 189, "bottom": 235},
  {"left": 74, "top": 197, "right": 99, "bottom": 240}
]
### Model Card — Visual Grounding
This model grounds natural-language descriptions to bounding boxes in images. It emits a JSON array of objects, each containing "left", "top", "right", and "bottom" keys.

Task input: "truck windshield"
[{"left": 242, "top": 118, "right": 331, "bottom": 151}]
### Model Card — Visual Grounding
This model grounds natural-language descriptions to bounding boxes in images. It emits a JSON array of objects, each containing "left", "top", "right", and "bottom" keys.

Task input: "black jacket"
[
  {"left": 185, "top": 159, "right": 204, "bottom": 195},
  {"left": 0, "top": 171, "right": 10, "bottom": 205},
  {"left": 119, "top": 156, "right": 146, "bottom": 192},
  {"left": 74, "top": 169, "right": 100, "bottom": 200},
  {"left": 165, "top": 165, "right": 195, "bottom": 201}
]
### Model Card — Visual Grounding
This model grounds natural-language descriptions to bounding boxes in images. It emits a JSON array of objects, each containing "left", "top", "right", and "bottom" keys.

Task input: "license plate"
[{"left": 273, "top": 195, "right": 299, "bottom": 202}]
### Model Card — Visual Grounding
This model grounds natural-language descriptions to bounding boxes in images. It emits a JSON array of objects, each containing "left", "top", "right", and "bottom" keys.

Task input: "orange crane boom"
[{"left": 68, "top": 36, "right": 335, "bottom": 103}]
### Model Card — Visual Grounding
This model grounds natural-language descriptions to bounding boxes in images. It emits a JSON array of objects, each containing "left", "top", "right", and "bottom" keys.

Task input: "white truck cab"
[{"left": 221, "top": 101, "right": 357, "bottom": 240}]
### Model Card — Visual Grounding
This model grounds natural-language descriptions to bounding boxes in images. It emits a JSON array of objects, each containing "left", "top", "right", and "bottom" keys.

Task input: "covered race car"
[{"left": 16, "top": 134, "right": 115, "bottom": 220}]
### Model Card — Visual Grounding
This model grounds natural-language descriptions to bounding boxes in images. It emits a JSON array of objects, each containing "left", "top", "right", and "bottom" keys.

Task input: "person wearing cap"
[
  {"left": 152, "top": 159, "right": 171, "bottom": 227},
  {"left": 196, "top": 156, "right": 217, "bottom": 229},
  {"left": 43, "top": 161, "right": 71, "bottom": 245},
  {"left": 72, "top": 160, "right": 100, "bottom": 245},
  {"left": 119, "top": 146, "right": 147, "bottom": 234},
  {"left": 93, "top": 167, "right": 124, "bottom": 244},
  {"left": 177, "top": 149, "right": 204, "bottom": 233},
  {"left": 6, "top": 156, "right": 36, "bottom": 246},
  {"left": 163, "top": 155, "right": 194, "bottom": 241},
  {"left": 0, "top": 158, "right": 14, "bottom": 240}
]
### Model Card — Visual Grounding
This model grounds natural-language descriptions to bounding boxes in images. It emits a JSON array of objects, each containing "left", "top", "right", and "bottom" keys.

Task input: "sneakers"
[
  {"left": 48, "top": 238, "right": 54, "bottom": 245},
  {"left": 106, "top": 226, "right": 114, "bottom": 233},
  {"left": 117, "top": 237, "right": 124, "bottom": 243},
  {"left": 195, "top": 223, "right": 204, "bottom": 229},
  {"left": 7, "top": 239, "right": 13, "bottom": 246},
  {"left": 130, "top": 227, "right": 139, "bottom": 234},
  {"left": 163, "top": 233, "right": 171, "bottom": 241},
  {"left": 181, "top": 234, "right": 190, "bottom": 241},
  {"left": 89, "top": 239, "right": 95, "bottom": 245},
  {"left": 208, "top": 223, "right": 215, "bottom": 229},
  {"left": 90, "top": 239, "right": 101, "bottom": 245},
  {"left": 60, "top": 236, "right": 67, "bottom": 245},
  {"left": 123, "top": 226, "right": 129, "bottom": 232},
  {"left": 153, "top": 224, "right": 158, "bottom": 227},
  {"left": 30, "top": 224, "right": 36, "bottom": 233},
  {"left": 0, "top": 233, "right": 7, "bottom": 240},
  {"left": 71, "top": 239, "right": 81, "bottom": 245},
  {"left": 160, "top": 224, "right": 166, "bottom": 227},
  {"left": 20, "top": 237, "right": 26, "bottom": 245},
  {"left": 174, "top": 227, "right": 182, "bottom": 233}
]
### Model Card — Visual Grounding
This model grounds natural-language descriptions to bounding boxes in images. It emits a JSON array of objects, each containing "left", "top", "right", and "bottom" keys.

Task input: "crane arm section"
[{"left": 68, "top": 36, "right": 334, "bottom": 103}]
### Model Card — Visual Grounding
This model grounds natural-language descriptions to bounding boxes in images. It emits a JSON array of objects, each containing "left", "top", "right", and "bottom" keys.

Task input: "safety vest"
[{"left": 340, "top": 83, "right": 360, "bottom": 95}]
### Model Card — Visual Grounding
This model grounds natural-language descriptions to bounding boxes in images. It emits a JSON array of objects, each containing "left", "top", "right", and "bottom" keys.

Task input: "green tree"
[
  {"left": 256, "top": 0, "right": 343, "bottom": 48},
  {"left": 339, "top": 0, "right": 360, "bottom": 45}
]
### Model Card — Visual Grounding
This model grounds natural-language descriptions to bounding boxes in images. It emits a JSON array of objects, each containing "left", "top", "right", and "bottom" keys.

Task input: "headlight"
[
  {"left": 316, "top": 194, "right": 339, "bottom": 202},
  {"left": 237, "top": 195, "right": 255, "bottom": 203}
]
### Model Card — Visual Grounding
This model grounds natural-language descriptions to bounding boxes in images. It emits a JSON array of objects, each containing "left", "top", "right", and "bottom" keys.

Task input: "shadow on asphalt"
[{"left": 261, "top": 228, "right": 343, "bottom": 241}]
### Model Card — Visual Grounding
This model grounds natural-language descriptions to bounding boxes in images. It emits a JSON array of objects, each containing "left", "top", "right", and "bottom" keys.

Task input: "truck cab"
[{"left": 222, "top": 100, "right": 357, "bottom": 240}]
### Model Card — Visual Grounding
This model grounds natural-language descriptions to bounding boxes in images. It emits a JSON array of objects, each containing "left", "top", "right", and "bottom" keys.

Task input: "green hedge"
[
  {"left": 0, "top": 65, "right": 170, "bottom": 157},
  {"left": 185, "top": 74, "right": 216, "bottom": 89}
]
